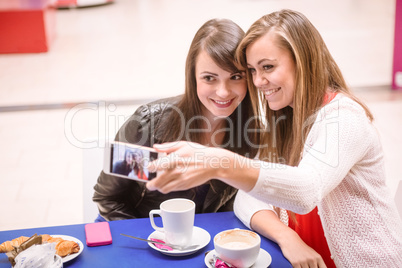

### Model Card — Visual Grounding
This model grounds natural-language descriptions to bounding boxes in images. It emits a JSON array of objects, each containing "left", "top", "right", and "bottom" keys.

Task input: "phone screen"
[{"left": 109, "top": 143, "right": 158, "bottom": 181}]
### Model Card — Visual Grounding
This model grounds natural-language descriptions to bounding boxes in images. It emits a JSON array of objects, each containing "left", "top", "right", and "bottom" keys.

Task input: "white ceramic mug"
[
  {"left": 149, "top": 198, "right": 195, "bottom": 247},
  {"left": 214, "top": 228, "right": 261, "bottom": 268}
]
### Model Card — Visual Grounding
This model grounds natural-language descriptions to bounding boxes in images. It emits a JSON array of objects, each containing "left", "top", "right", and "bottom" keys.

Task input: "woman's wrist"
[
  {"left": 217, "top": 151, "right": 260, "bottom": 192},
  {"left": 275, "top": 227, "right": 301, "bottom": 248},
  {"left": 212, "top": 148, "right": 235, "bottom": 179}
]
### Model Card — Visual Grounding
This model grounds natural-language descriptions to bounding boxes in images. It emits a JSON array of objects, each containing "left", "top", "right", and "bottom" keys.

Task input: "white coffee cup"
[
  {"left": 149, "top": 198, "right": 195, "bottom": 247},
  {"left": 214, "top": 228, "right": 261, "bottom": 268}
]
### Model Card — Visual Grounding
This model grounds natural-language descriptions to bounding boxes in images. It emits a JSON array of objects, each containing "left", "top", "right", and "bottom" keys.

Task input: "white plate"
[
  {"left": 204, "top": 248, "right": 272, "bottom": 268},
  {"left": 147, "top": 226, "right": 210, "bottom": 256},
  {"left": 51, "top": 235, "right": 84, "bottom": 263}
]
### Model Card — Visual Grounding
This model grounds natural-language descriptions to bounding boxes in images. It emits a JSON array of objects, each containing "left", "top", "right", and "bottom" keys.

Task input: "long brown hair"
[
  {"left": 236, "top": 9, "right": 372, "bottom": 165},
  {"left": 160, "top": 18, "right": 258, "bottom": 158}
]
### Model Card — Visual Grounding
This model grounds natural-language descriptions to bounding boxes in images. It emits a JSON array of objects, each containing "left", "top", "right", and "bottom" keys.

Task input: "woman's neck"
[{"left": 200, "top": 117, "right": 227, "bottom": 147}]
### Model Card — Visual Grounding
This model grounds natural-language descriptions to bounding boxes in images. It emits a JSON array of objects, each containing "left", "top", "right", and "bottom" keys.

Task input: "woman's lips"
[
  {"left": 211, "top": 98, "right": 235, "bottom": 108},
  {"left": 263, "top": 87, "right": 281, "bottom": 98}
]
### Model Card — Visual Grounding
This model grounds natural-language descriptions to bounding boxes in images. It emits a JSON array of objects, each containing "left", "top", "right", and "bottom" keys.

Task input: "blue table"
[{"left": 0, "top": 212, "right": 291, "bottom": 267}]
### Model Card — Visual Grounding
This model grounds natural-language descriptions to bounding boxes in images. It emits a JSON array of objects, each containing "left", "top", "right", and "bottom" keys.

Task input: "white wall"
[{"left": 0, "top": 0, "right": 396, "bottom": 107}]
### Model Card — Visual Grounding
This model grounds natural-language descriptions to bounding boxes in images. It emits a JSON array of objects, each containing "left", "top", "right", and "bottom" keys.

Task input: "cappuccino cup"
[
  {"left": 149, "top": 198, "right": 195, "bottom": 247},
  {"left": 214, "top": 228, "right": 261, "bottom": 268}
]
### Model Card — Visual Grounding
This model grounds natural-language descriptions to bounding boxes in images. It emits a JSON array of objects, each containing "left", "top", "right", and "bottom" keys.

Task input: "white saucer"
[
  {"left": 204, "top": 248, "right": 272, "bottom": 268},
  {"left": 147, "top": 226, "right": 210, "bottom": 256}
]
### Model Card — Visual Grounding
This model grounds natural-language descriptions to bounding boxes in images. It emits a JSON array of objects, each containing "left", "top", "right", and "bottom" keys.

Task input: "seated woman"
[
  {"left": 145, "top": 10, "right": 402, "bottom": 267},
  {"left": 92, "top": 18, "right": 258, "bottom": 221}
]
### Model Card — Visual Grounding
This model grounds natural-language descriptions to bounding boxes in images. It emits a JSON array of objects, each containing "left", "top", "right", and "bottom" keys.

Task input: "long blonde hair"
[{"left": 236, "top": 9, "right": 373, "bottom": 166}]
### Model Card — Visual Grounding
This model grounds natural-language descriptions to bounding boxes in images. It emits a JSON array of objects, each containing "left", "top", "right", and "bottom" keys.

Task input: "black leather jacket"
[{"left": 93, "top": 96, "right": 239, "bottom": 221}]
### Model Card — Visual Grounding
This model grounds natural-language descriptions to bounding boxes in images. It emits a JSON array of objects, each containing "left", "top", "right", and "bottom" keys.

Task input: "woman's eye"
[
  {"left": 263, "top": 65, "right": 273, "bottom": 71},
  {"left": 231, "top": 74, "right": 243, "bottom": 80},
  {"left": 202, "top": 75, "right": 215, "bottom": 82},
  {"left": 248, "top": 68, "right": 256, "bottom": 75}
]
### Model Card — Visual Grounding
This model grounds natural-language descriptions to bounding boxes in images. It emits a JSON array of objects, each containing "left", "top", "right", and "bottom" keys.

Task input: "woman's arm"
[
  {"left": 246, "top": 98, "right": 374, "bottom": 213},
  {"left": 146, "top": 141, "right": 260, "bottom": 193},
  {"left": 235, "top": 190, "right": 326, "bottom": 268},
  {"left": 252, "top": 210, "right": 326, "bottom": 268},
  {"left": 148, "top": 98, "right": 373, "bottom": 214},
  {"left": 93, "top": 171, "right": 140, "bottom": 220},
  {"left": 148, "top": 98, "right": 372, "bottom": 215}
]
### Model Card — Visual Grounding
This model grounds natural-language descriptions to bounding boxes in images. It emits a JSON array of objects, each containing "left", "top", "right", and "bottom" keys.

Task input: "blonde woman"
[{"left": 147, "top": 10, "right": 402, "bottom": 267}]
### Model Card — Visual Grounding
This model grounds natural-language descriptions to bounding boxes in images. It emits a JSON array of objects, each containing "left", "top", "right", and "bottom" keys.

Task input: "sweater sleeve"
[
  {"left": 234, "top": 190, "right": 276, "bottom": 229},
  {"left": 248, "top": 97, "right": 373, "bottom": 214}
]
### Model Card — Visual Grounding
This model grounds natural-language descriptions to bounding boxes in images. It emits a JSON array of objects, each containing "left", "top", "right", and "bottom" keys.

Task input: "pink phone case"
[{"left": 85, "top": 222, "right": 113, "bottom": 246}]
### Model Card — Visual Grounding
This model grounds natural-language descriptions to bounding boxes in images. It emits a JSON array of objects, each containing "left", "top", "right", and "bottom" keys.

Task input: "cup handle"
[{"left": 149, "top": 209, "right": 164, "bottom": 233}]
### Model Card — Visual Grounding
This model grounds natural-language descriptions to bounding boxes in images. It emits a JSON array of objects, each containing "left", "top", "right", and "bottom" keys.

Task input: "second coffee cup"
[
  {"left": 149, "top": 198, "right": 195, "bottom": 247},
  {"left": 214, "top": 228, "right": 261, "bottom": 268}
]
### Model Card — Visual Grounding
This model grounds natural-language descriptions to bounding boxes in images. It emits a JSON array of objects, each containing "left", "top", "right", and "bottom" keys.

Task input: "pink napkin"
[
  {"left": 213, "top": 255, "right": 237, "bottom": 268},
  {"left": 150, "top": 238, "right": 173, "bottom": 251}
]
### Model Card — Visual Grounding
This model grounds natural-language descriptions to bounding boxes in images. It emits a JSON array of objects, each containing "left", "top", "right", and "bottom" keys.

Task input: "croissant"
[
  {"left": 41, "top": 234, "right": 51, "bottom": 241},
  {"left": 44, "top": 237, "right": 63, "bottom": 244},
  {"left": 53, "top": 240, "right": 80, "bottom": 257},
  {"left": 41, "top": 235, "right": 80, "bottom": 257},
  {"left": 1, "top": 235, "right": 80, "bottom": 257},
  {"left": 0, "top": 236, "right": 29, "bottom": 253}
]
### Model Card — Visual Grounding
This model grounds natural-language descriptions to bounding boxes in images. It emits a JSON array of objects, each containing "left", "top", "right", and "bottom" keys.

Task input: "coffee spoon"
[{"left": 120, "top": 233, "right": 199, "bottom": 251}]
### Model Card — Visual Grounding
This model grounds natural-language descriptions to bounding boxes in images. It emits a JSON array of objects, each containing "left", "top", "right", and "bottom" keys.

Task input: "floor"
[{"left": 0, "top": 0, "right": 401, "bottom": 231}]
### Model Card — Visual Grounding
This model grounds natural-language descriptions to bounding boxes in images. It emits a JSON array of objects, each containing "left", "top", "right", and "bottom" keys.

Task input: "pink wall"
[{"left": 393, "top": 0, "right": 402, "bottom": 89}]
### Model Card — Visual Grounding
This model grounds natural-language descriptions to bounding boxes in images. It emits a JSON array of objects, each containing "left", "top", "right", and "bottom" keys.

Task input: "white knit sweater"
[{"left": 234, "top": 95, "right": 402, "bottom": 267}]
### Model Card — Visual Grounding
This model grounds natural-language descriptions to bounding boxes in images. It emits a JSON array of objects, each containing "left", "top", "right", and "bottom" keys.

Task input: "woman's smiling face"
[
  {"left": 246, "top": 31, "right": 296, "bottom": 110},
  {"left": 195, "top": 50, "right": 247, "bottom": 120}
]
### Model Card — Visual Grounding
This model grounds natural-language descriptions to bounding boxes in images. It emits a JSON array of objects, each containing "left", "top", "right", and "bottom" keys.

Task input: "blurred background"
[{"left": 0, "top": 0, "right": 401, "bottom": 231}]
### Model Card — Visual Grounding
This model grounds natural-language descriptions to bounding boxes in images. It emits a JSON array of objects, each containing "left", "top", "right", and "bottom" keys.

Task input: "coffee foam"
[
  {"left": 215, "top": 229, "right": 259, "bottom": 248},
  {"left": 222, "top": 241, "right": 252, "bottom": 249}
]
